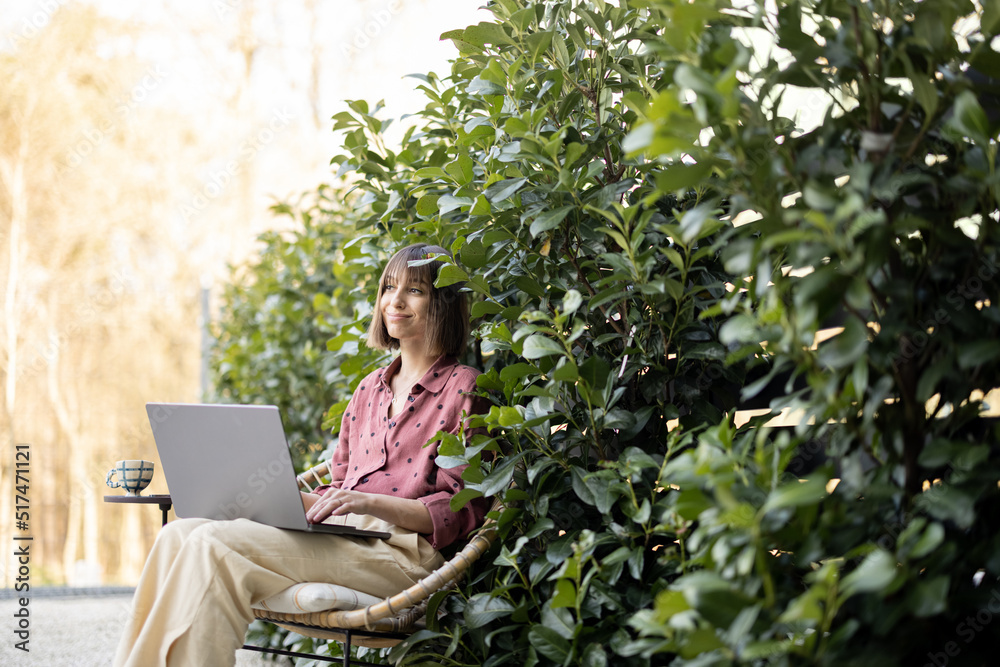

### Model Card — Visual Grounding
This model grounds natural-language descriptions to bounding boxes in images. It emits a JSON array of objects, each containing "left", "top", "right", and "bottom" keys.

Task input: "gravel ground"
[{"left": 0, "top": 591, "right": 279, "bottom": 667}]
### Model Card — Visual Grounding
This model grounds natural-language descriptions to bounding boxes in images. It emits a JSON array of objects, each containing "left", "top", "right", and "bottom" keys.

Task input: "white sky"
[{"left": 2, "top": 0, "right": 489, "bottom": 279}]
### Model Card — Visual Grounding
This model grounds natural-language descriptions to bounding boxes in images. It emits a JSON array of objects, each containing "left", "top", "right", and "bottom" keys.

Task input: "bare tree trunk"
[
  {"left": 82, "top": 432, "right": 102, "bottom": 583},
  {"left": 45, "top": 318, "right": 84, "bottom": 583},
  {"left": 0, "top": 130, "right": 29, "bottom": 585}
]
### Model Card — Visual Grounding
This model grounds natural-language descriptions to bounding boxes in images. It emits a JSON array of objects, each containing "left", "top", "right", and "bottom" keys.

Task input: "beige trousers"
[{"left": 112, "top": 516, "right": 444, "bottom": 667}]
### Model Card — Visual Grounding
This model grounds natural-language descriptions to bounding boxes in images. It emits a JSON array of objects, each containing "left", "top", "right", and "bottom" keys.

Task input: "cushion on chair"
[{"left": 252, "top": 583, "right": 383, "bottom": 614}]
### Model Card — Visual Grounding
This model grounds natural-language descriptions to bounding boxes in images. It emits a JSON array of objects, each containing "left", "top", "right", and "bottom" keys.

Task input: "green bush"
[{"left": 212, "top": 0, "right": 1000, "bottom": 665}]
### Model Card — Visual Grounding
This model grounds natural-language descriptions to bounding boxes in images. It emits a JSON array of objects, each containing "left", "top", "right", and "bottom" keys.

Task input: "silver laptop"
[{"left": 145, "top": 403, "right": 389, "bottom": 539}]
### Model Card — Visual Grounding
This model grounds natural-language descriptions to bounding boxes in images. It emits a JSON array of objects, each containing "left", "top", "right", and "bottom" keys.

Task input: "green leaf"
[
  {"left": 551, "top": 579, "right": 577, "bottom": 609},
  {"left": 718, "top": 314, "right": 758, "bottom": 345},
  {"left": 466, "top": 75, "right": 505, "bottom": 96},
  {"left": 562, "top": 289, "right": 583, "bottom": 314},
  {"left": 463, "top": 594, "right": 515, "bottom": 628},
  {"left": 906, "top": 576, "right": 949, "bottom": 618},
  {"left": 571, "top": 466, "right": 596, "bottom": 506},
  {"left": 485, "top": 177, "right": 528, "bottom": 202},
  {"left": 674, "top": 488, "right": 711, "bottom": 520},
  {"left": 471, "top": 301, "right": 503, "bottom": 318},
  {"left": 817, "top": 318, "right": 869, "bottom": 370},
  {"left": 957, "top": 340, "right": 1000, "bottom": 369},
  {"left": 529, "top": 205, "right": 575, "bottom": 237},
  {"left": 460, "top": 239, "right": 488, "bottom": 269},
  {"left": 654, "top": 589, "right": 691, "bottom": 619},
  {"left": 903, "top": 521, "right": 945, "bottom": 560},
  {"left": 984, "top": 2, "right": 1000, "bottom": 34},
  {"left": 528, "top": 625, "right": 571, "bottom": 663},
  {"left": 655, "top": 160, "right": 713, "bottom": 193},
  {"left": 482, "top": 452, "right": 523, "bottom": 496},
  {"left": 915, "top": 485, "right": 977, "bottom": 529},
  {"left": 500, "top": 362, "right": 537, "bottom": 382},
  {"left": 946, "top": 90, "right": 992, "bottom": 145},
  {"left": 522, "top": 334, "right": 565, "bottom": 359},
  {"left": 909, "top": 72, "right": 938, "bottom": 119},
  {"left": 840, "top": 549, "right": 899, "bottom": 599},
  {"left": 515, "top": 275, "right": 546, "bottom": 298},
  {"left": 580, "top": 643, "right": 608, "bottom": 667},
  {"left": 498, "top": 406, "right": 522, "bottom": 427},
  {"left": 677, "top": 203, "right": 722, "bottom": 244},
  {"left": 762, "top": 474, "right": 829, "bottom": 514},
  {"left": 415, "top": 195, "right": 439, "bottom": 217},
  {"left": 435, "top": 264, "right": 468, "bottom": 287},
  {"left": 578, "top": 355, "right": 611, "bottom": 391},
  {"left": 414, "top": 166, "right": 448, "bottom": 180},
  {"left": 524, "top": 30, "right": 554, "bottom": 61},
  {"left": 438, "top": 195, "right": 473, "bottom": 214},
  {"left": 679, "top": 629, "right": 724, "bottom": 659},
  {"left": 449, "top": 487, "right": 482, "bottom": 511},
  {"left": 459, "top": 22, "right": 516, "bottom": 47},
  {"left": 552, "top": 358, "right": 579, "bottom": 382}
]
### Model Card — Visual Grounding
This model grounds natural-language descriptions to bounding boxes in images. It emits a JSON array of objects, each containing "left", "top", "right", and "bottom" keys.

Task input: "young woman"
[{"left": 113, "top": 243, "right": 488, "bottom": 667}]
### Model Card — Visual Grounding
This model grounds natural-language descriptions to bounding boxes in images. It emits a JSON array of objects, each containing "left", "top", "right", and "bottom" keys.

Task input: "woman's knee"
[
  {"left": 184, "top": 517, "right": 274, "bottom": 553},
  {"left": 156, "top": 517, "right": 210, "bottom": 548}
]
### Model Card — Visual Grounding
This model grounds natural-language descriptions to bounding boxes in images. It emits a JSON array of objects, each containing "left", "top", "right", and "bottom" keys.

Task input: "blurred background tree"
[{"left": 0, "top": 3, "right": 204, "bottom": 586}]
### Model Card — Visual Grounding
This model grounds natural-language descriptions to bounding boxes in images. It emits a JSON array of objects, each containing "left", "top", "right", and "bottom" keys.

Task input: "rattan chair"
[{"left": 241, "top": 460, "right": 498, "bottom": 666}]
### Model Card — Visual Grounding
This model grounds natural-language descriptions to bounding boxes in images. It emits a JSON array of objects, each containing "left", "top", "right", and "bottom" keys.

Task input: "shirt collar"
[
  {"left": 416, "top": 355, "right": 460, "bottom": 393},
  {"left": 378, "top": 354, "right": 458, "bottom": 393}
]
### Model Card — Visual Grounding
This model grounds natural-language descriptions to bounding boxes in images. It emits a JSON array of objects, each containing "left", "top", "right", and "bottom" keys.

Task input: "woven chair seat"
[{"left": 249, "top": 460, "right": 497, "bottom": 650}]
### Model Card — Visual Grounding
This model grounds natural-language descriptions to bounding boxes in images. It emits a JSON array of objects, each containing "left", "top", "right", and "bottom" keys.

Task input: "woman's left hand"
[{"left": 304, "top": 487, "right": 372, "bottom": 524}]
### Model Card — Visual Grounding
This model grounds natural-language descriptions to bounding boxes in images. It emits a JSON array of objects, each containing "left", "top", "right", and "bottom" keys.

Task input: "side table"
[{"left": 104, "top": 494, "right": 173, "bottom": 526}]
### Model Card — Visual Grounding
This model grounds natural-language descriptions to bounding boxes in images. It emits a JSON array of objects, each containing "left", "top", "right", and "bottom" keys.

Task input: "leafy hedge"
[{"left": 213, "top": 1, "right": 1000, "bottom": 665}]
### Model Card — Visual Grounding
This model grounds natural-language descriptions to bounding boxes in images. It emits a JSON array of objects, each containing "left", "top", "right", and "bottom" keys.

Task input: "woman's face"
[{"left": 380, "top": 270, "right": 432, "bottom": 345}]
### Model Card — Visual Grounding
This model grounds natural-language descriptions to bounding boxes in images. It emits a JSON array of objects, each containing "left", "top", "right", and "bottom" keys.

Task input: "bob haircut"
[{"left": 366, "top": 243, "right": 470, "bottom": 357}]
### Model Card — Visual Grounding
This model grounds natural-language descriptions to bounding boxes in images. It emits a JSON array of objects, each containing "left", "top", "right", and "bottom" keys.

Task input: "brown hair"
[{"left": 366, "top": 243, "right": 470, "bottom": 356}]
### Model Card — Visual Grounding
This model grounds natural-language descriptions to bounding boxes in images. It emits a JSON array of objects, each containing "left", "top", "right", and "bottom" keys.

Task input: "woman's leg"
[
  {"left": 113, "top": 516, "right": 442, "bottom": 667},
  {"left": 112, "top": 517, "right": 207, "bottom": 667}
]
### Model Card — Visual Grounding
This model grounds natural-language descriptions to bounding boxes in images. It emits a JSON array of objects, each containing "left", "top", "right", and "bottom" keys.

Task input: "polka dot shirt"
[{"left": 321, "top": 355, "right": 490, "bottom": 550}]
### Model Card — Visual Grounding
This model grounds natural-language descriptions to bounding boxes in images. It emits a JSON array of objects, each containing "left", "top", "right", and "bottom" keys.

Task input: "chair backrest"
[{"left": 290, "top": 460, "right": 502, "bottom": 628}]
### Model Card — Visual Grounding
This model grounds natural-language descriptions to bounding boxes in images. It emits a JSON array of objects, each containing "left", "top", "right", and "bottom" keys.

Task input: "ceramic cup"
[{"left": 105, "top": 459, "right": 155, "bottom": 496}]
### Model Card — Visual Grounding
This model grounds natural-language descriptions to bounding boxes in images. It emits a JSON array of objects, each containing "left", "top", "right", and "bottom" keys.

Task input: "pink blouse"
[{"left": 322, "top": 355, "right": 489, "bottom": 550}]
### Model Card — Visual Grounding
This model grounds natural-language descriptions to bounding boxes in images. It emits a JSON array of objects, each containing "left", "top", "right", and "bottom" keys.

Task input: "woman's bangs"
[{"left": 382, "top": 247, "right": 436, "bottom": 289}]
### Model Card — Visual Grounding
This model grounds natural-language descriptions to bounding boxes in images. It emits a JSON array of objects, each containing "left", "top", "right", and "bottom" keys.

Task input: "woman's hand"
[
  {"left": 301, "top": 488, "right": 434, "bottom": 534},
  {"left": 304, "top": 488, "right": 372, "bottom": 524}
]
